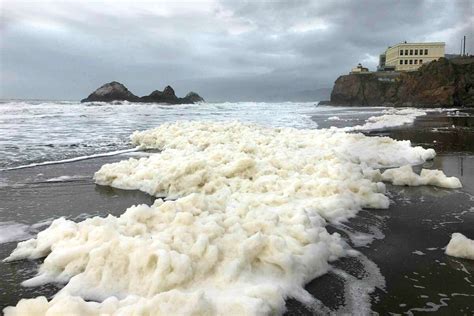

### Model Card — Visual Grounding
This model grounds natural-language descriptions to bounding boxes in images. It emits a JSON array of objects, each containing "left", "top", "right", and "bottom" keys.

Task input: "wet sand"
[
  {"left": 365, "top": 109, "right": 474, "bottom": 314},
  {"left": 367, "top": 108, "right": 474, "bottom": 154},
  {"left": 0, "top": 156, "right": 157, "bottom": 307},
  {"left": 312, "top": 108, "right": 474, "bottom": 154},
  {"left": 286, "top": 154, "right": 474, "bottom": 315},
  {"left": 1, "top": 110, "right": 474, "bottom": 313}
]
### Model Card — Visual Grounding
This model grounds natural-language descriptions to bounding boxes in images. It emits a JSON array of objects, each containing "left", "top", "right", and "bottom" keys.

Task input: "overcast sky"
[{"left": 1, "top": 0, "right": 473, "bottom": 101}]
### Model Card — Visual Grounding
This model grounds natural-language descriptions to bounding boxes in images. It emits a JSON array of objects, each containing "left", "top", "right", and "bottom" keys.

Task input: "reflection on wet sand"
[{"left": 368, "top": 108, "right": 474, "bottom": 154}]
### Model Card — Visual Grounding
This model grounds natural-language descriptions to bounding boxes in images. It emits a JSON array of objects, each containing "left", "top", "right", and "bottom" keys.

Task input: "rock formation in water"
[
  {"left": 81, "top": 82, "right": 204, "bottom": 104},
  {"left": 329, "top": 57, "right": 474, "bottom": 107},
  {"left": 139, "top": 85, "right": 204, "bottom": 104},
  {"left": 81, "top": 81, "right": 139, "bottom": 102},
  {"left": 140, "top": 85, "right": 179, "bottom": 103},
  {"left": 183, "top": 92, "right": 205, "bottom": 103}
]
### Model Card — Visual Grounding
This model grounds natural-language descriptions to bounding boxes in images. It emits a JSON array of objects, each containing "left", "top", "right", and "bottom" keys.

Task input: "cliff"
[
  {"left": 81, "top": 82, "right": 204, "bottom": 104},
  {"left": 330, "top": 57, "right": 474, "bottom": 107}
]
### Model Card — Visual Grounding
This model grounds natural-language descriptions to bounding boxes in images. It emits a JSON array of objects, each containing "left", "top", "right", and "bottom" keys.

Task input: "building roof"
[{"left": 388, "top": 42, "right": 445, "bottom": 49}]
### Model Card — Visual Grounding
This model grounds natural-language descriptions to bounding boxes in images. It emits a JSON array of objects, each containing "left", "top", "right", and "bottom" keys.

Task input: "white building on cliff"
[
  {"left": 378, "top": 42, "right": 445, "bottom": 71},
  {"left": 350, "top": 63, "right": 369, "bottom": 74}
]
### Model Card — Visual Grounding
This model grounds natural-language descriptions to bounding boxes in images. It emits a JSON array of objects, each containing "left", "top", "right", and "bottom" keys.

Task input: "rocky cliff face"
[
  {"left": 330, "top": 57, "right": 474, "bottom": 107},
  {"left": 82, "top": 83, "right": 204, "bottom": 104}
]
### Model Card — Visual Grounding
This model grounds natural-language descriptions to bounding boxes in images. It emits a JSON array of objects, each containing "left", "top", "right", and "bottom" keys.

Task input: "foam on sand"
[
  {"left": 445, "top": 233, "right": 474, "bottom": 260},
  {"left": 381, "top": 165, "right": 462, "bottom": 189},
  {"left": 3, "top": 121, "right": 460, "bottom": 315},
  {"left": 345, "top": 108, "right": 427, "bottom": 131}
]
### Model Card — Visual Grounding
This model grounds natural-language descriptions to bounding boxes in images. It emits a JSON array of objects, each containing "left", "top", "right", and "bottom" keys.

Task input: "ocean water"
[{"left": 0, "top": 100, "right": 389, "bottom": 169}]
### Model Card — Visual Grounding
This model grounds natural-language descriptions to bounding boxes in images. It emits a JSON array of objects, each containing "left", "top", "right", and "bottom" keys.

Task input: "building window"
[
  {"left": 420, "top": 59, "right": 423, "bottom": 64},
  {"left": 400, "top": 50, "right": 404, "bottom": 55},
  {"left": 415, "top": 49, "right": 418, "bottom": 55},
  {"left": 414, "top": 60, "right": 418, "bottom": 64},
  {"left": 420, "top": 50, "right": 423, "bottom": 55},
  {"left": 409, "top": 60, "right": 413, "bottom": 64},
  {"left": 405, "top": 49, "right": 408, "bottom": 55},
  {"left": 410, "top": 49, "right": 413, "bottom": 55},
  {"left": 400, "top": 60, "right": 403, "bottom": 64},
  {"left": 425, "top": 49, "right": 428, "bottom": 55},
  {"left": 405, "top": 60, "right": 408, "bottom": 64}
]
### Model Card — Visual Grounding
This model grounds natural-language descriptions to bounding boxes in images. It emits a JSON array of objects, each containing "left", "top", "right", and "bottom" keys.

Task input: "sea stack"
[
  {"left": 81, "top": 82, "right": 205, "bottom": 104},
  {"left": 183, "top": 92, "right": 205, "bottom": 103},
  {"left": 140, "top": 85, "right": 180, "bottom": 103},
  {"left": 140, "top": 85, "right": 205, "bottom": 104},
  {"left": 81, "top": 81, "right": 139, "bottom": 102}
]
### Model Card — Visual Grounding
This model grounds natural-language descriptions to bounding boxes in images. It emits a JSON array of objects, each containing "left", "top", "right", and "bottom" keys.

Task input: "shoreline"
[
  {"left": 1, "top": 155, "right": 472, "bottom": 314},
  {"left": 1, "top": 110, "right": 473, "bottom": 313},
  {"left": 0, "top": 147, "right": 140, "bottom": 172}
]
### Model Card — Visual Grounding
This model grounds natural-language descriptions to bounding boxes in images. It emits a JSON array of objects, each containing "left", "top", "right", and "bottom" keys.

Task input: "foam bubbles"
[
  {"left": 343, "top": 108, "right": 427, "bottom": 131},
  {"left": 4, "top": 121, "right": 460, "bottom": 315},
  {"left": 381, "top": 165, "right": 462, "bottom": 188},
  {"left": 446, "top": 233, "right": 474, "bottom": 260}
]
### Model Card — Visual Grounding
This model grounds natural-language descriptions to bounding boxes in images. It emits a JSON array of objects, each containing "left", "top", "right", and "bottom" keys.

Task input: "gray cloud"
[{"left": 1, "top": 0, "right": 473, "bottom": 101}]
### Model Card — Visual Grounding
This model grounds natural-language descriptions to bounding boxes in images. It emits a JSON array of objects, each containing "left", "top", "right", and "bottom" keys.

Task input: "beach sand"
[
  {"left": 287, "top": 154, "right": 474, "bottom": 314},
  {"left": 1, "top": 110, "right": 473, "bottom": 314}
]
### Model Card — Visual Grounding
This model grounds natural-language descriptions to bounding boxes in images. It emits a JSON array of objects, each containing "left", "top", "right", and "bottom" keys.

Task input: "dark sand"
[
  {"left": 1, "top": 109, "right": 473, "bottom": 314},
  {"left": 0, "top": 156, "right": 157, "bottom": 308},
  {"left": 287, "top": 154, "right": 474, "bottom": 315}
]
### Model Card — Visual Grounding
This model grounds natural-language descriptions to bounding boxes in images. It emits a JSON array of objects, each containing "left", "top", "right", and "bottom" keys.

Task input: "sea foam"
[
  {"left": 4, "top": 121, "right": 460, "bottom": 315},
  {"left": 381, "top": 165, "right": 462, "bottom": 188},
  {"left": 345, "top": 108, "right": 427, "bottom": 131},
  {"left": 446, "top": 233, "right": 474, "bottom": 260}
]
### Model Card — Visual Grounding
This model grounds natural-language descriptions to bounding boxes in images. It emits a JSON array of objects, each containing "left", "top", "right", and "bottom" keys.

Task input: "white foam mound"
[
  {"left": 445, "top": 233, "right": 474, "bottom": 260},
  {"left": 346, "top": 108, "right": 427, "bottom": 131},
  {"left": 5, "top": 121, "right": 453, "bottom": 315},
  {"left": 6, "top": 196, "right": 344, "bottom": 315},
  {"left": 381, "top": 165, "right": 462, "bottom": 189}
]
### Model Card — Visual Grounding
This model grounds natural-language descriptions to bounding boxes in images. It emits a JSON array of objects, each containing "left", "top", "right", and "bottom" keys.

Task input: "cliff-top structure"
[
  {"left": 378, "top": 41, "right": 445, "bottom": 72},
  {"left": 81, "top": 82, "right": 204, "bottom": 104},
  {"left": 330, "top": 56, "right": 474, "bottom": 107},
  {"left": 328, "top": 39, "right": 472, "bottom": 108}
]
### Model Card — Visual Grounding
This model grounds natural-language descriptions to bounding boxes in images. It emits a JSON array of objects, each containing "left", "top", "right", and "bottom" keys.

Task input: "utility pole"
[{"left": 463, "top": 35, "right": 466, "bottom": 56}]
